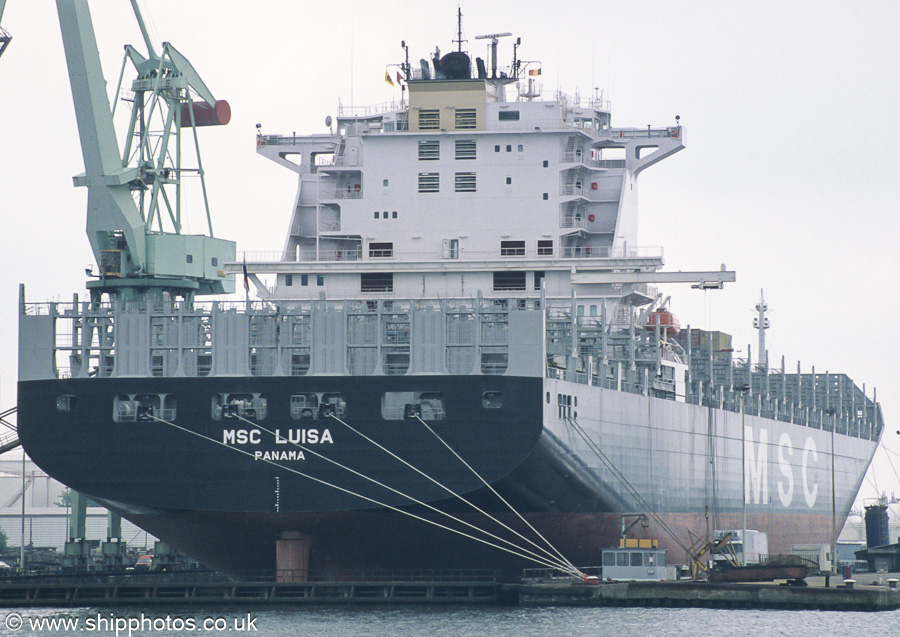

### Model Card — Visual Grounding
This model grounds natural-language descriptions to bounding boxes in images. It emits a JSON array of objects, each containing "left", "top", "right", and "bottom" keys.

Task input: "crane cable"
[{"left": 145, "top": 412, "right": 577, "bottom": 574}]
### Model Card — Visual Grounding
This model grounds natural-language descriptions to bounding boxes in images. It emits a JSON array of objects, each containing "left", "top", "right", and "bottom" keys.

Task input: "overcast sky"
[{"left": 1, "top": 1, "right": 899, "bottom": 516}]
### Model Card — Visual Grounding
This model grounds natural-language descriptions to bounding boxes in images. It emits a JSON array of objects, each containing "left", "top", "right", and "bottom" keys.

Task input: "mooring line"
[
  {"left": 564, "top": 416, "right": 689, "bottom": 554},
  {"left": 326, "top": 412, "right": 582, "bottom": 577},
  {"left": 145, "top": 413, "right": 574, "bottom": 572},
  {"left": 223, "top": 412, "right": 573, "bottom": 572},
  {"left": 413, "top": 414, "right": 582, "bottom": 576}
]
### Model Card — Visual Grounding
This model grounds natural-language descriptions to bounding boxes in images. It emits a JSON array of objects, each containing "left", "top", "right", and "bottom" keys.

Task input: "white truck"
[
  {"left": 713, "top": 529, "right": 769, "bottom": 565},
  {"left": 791, "top": 544, "right": 832, "bottom": 573}
]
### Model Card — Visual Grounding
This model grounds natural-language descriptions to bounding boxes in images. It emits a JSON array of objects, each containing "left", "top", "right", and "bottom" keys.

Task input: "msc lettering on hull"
[{"left": 744, "top": 426, "right": 820, "bottom": 508}]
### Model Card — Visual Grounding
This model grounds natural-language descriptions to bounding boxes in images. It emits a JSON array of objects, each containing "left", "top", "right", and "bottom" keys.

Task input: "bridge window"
[
  {"left": 500, "top": 240, "right": 525, "bottom": 256},
  {"left": 369, "top": 242, "right": 393, "bottom": 258},
  {"left": 361, "top": 273, "right": 393, "bottom": 293},
  {"left": 493, "top": 271, "right": 526, "bottom": 291}
]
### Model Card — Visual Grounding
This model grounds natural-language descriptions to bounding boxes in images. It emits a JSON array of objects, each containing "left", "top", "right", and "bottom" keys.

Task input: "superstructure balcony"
[{"left": 237, "top": 245, "right": 664, "bottom": 268}]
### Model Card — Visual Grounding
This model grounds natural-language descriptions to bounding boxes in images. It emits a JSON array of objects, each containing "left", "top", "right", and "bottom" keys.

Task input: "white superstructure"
[{"left": 247, "top": 39, "right": 725, "bottom": 312}]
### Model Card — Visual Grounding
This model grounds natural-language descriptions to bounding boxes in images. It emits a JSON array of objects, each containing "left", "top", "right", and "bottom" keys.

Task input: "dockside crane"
[
  {"left": 0, "top": 0, "right": 12, "bottom": 58},
  {"left": 687, "top": 530, "right": 740, "bottom": 580},
  {"left": 57, "top": 0, "right": 235, "bottom": 304}
]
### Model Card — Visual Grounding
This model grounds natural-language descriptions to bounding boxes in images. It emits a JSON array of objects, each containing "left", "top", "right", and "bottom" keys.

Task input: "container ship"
[{"left": 17, "top": 1, "right": 882, "bottom": 575}]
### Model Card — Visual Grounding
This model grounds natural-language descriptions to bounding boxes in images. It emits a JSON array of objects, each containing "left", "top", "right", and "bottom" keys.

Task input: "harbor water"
[{"left": 4, "top": 605, "right": 900, "bottom": 636}]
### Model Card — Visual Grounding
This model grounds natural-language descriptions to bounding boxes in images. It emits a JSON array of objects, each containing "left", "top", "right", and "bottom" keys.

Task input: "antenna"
[
  {"left": 400, "top": 40, "right": 409, "bottom": 80},
  {"left": 753, "top": 289, "right": 770, "bottom": 371},
  {"left": 513, "top": 37, "right": 521, "bottom": 78},
  {"left": 453, "top": 6, "right": 467, "bottom": 53},
  {"left": 474, "top": 32, "right": 511, "bottom": 79}
]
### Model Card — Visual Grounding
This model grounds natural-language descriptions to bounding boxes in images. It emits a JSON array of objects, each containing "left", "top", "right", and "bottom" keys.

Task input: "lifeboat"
[{"left": 644, "top": 308, "right": 681, "bottom": 338}]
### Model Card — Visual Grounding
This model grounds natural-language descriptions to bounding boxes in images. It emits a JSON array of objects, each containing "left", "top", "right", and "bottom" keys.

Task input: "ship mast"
[
  {"left": 56, "top": 0, "right": 235, "bottom": 303},
  {"left": 753, "top": 289, "right": 770, "bottom": 371},
  {"left": 453, "top": 7, "right": 465, "bottom": 53}
]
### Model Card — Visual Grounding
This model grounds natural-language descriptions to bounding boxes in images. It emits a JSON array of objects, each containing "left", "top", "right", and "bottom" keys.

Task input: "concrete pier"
[
  {"left": 514, "top": 579, "right": 900, "bottom": 611},
  {"left": 2, "top": 571, "right": 900, "bottom": 610}
]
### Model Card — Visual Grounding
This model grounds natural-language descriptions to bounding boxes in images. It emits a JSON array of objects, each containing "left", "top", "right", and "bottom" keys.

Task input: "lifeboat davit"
[{"left": 644, "top": 308, "right": 681, "bottom": 338}]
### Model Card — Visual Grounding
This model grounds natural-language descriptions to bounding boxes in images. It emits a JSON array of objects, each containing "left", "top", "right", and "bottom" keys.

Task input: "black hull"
[
  {"left": 19, "top": 375, "right": 588, "bottom": 572},
  {"left": 19, "top": 375, "right": 543, "bottom": 515},
  {"left": 17, "top": 374, "right": 872, "bottom": 574},
  {"left": 101, "top": 504, "right": 845, "bottom": 575}
]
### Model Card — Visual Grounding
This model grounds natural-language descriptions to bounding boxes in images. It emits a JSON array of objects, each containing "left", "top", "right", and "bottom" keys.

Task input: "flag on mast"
[
  {"left": 384, "top": 71, "right": 394, "bottom": 86},
  {"left": 242, "top": 260, "right": 250, "bottom": 294}
]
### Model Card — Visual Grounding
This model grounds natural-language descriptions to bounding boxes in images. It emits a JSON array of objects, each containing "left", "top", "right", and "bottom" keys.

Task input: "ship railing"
[
  {"left": 591, "top": 159, "right": 626, "bottom": 169},
  {"left": 605, "top": 126, "right": 682, "bottom": 140},
  {"left": 318, "top": 187, "right": 362, "bottom": 200},
  {"left": 562, "top": 246, "right": 663, "bottom": 260},
  {"left": 21, "top": 302, "right": 57, "bottom": 316},
  {"left": 552, "top": 367, "right": 881, "bottom": 441},
  {"left": 560, "top": 184, "right": 587, "bottom": 197},
  {"left": 0, "top": 428, "right": 18, "bottom": 450},
  {"left": 337, "top": 100, "right": 407, "bottom": 119},
  {"left": 236, "top": 245, "right": 664, "bottom": 264},
  {"left": 560, "top": 212, "right": 588, "bottom": 229},
  {"left": 559, "top": 154, "right": 623, "bottom": 171},
  {"left": 545, "top": 90, "right": 611, "bottom": 113},
  {"left": 256, "top": 134, "right": 325, "bottom": 146}
]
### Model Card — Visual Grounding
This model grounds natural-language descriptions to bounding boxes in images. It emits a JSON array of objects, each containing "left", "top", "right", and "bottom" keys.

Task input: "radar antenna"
[{"left": 475, "top": 32, "right": 511, "bottom": 79}]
